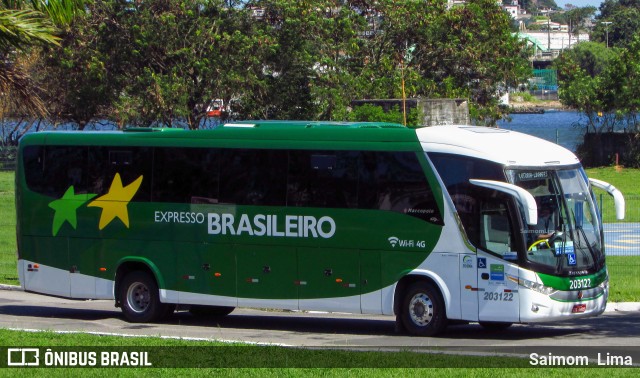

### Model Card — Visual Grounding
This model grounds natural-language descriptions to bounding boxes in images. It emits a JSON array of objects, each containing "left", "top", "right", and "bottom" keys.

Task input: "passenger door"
[{"left": 476, "top": 198, "right": 520, "bottom": 323}]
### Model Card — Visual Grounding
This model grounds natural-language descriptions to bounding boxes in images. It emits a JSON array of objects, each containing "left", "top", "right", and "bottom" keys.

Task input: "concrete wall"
[
  {"left": 419, "top": 99, "right": 469, "bottom": 126},
  {"left": 351, "top": 98, "right": 469, "bottom": 127}
]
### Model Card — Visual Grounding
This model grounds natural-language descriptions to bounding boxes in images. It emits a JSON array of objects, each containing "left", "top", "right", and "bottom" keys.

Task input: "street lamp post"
[
  {"left": 602, "top": 21, "right": 612, "bottom": 48},
  {"left": 546, "top": 10, "right": 556, "bottom": 52},
  {"left": 547, "top": 16, "right": 551, "bottom": 51}
]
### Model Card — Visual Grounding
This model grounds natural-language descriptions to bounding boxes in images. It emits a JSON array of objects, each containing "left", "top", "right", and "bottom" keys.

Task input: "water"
[
  {"left": 3, "top": 111, "right": 587, "bottom": 151},
  {"left": 498, "top": 110, "right": 585, "bottom": 152}
]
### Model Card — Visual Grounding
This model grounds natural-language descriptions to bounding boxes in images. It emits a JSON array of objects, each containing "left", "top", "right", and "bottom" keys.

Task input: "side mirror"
[
  {"left": 469, "top": 179, "right": 538, "bottom": 226},
  {"left": 589, "top": 178, "right": 625, "bottom": 220}
]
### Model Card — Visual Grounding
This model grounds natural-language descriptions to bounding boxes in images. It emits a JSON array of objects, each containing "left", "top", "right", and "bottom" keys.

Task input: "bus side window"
[
  {"left": 428, "top": 153, "right": 514, "bottom": 253},
  {"left": 23, "top": 145, "right": 46, "bottom": 194},
  {"left": 220, "top": 149, "right": 287, "bottom": 206},
  {"left": 88, "top": 147, "right": 152, "bottom": 201},
  {"left": 39, "top": 146, "right": 88, "bottom": 198},
  {"left": 152, "top": 147, "right": 220, "bottom": 204},
  {"left": 287, "top": 150, "right": 358, "bottom": 209},
  {"left": 359, "top": 151, "right": 442, "bottom": 224},
  {"left": 479, "top": 198, "right": 517, "bottom": 260}
]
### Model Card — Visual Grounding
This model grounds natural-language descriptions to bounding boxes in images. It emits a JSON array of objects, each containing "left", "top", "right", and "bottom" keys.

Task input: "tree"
[
  {"left": 556, "top": 38, "right": 640, "bottom": 134},
  {"left": 114, "top": 1, "right": 270, "bottom": 129},
  {"left": 556, "top": 42, "right": 618, "bottom": 132},
  {"left": 419, "top": 0, "right": 530, "bottom": 124},
  {"left": 564, "top": 6, "right": 596, "bottom": 40},
  {"left": 36, "top": 0, "right": 270, "bottom": 129},
  {"left": 33, "top": 0, "right": 531, "bottom": 127},
  {"left": 592, "top": 0, "right": 640, "bottom": 48},
  {"left": 0, "top": 0, "right": 86, "bottom": 117}
]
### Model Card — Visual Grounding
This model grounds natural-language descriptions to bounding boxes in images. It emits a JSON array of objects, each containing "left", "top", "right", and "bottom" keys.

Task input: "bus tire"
[
  {"left": 189, "top": 305, "right": 235, "bottom": 318},
  {"left": 479, "top": 321, "right": 512, "bottom": 331},
  {"left": 400, "top": 281, "right": 447, "bottom": 337},
  {"left": 119, "top": 271, "right": 168, "bottom": 323}
]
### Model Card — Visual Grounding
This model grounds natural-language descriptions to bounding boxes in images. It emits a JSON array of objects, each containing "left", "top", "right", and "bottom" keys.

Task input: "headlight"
[
  {"left": 599, "top": 277, "right": 609, "bottom": 290},
  {"left": 518, "top": 277, "right": 558, "bottom": 295}
]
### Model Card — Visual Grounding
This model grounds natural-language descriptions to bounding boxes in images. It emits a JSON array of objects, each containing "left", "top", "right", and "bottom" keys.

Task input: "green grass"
[
  {"left": 510, "top": 91, "right": 539, "bottom": 103},
  {"left": 0, "top": 328, "right": 531, "bottom": 370},
  {"left": 0, "top": 171, "right": 16, "bottom": 285},
  {"left": 607, "top": 256, "right": 639, "bottom": 302},
  {"left": 586, "top": 167, "right": 640, "bottom": 223},
  {"left": 0, "top": 328, "right": 638, "bottom": 375},
  {"left": 585, "top": 168, "right": 640, "bottom": 301},
  {"left": 585, "top": 167, "right": 640, "bottom": 196}
]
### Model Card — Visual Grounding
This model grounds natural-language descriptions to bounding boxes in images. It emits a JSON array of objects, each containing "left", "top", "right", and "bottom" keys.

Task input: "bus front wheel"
[
  {"left": 399, "top": 281, "right": 446, "bottom": 337},
  {"left": 119, "top": 271, "right": 169, "bottom": 323}
]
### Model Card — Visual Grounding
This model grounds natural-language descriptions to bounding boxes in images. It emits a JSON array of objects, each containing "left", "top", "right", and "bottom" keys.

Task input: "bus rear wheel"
[
  {"left": 400, "top": 281, "right": 446, "bottom": 337},
  {"left": 119, "top": 271, "right": 169, "bottom": 323}
]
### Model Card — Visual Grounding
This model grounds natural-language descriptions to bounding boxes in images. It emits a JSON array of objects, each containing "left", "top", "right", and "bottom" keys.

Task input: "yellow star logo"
[{"left": 88, "top": 173, "right": 143, "bottom": 230}]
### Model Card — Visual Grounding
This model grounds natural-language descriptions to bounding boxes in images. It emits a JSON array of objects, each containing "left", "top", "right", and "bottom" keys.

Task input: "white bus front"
[{"left": 421, "top": 126, "right": 624, "bottom": 326}]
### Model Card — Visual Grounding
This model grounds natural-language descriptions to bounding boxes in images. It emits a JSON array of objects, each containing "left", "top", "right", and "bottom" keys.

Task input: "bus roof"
[
  {"left": 19, "top": 123, "right": 580, "bottom": 167},
  {"left": 417, "top": 125, "right": 580, "bottom": 167},
  {"left": 221, "top": 120, "right": 406, "bottom": 129},
  {"left": 18, "top": 121, "right": 420, "bottom": 151}
]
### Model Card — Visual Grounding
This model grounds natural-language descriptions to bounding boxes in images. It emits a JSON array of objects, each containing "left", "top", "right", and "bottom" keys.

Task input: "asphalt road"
[
  {"left": 1, "top": 289, "right": 639, "bottom": 362},
  {"left": 604, "top": 222, "right": 640, "bottom": 256}
]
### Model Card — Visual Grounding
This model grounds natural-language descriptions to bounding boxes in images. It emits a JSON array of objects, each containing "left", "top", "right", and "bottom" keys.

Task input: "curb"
[
  {"left": 605, "top": 302, "right": 640, "bottom": 312},
  {"left": 0, "top": 284, "right": 22, "bottom": 291}
]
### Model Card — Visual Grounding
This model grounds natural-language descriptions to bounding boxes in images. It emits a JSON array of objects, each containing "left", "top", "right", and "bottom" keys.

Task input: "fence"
[
  {"left": 531, "top": 69, "right": 558, "bottom": 91},
  {"left": 598, "top": 193, "right": 640, "bottom": 301},
  {"left": 529, "top": 69, "right": 559, "bottom": 101},
  {"left": 0, "top": 146, "right": 16, "bottom": 171}
]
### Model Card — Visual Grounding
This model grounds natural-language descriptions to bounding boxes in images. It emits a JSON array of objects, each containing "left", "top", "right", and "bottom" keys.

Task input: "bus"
[{"left": 15, "top": 121, "right": 625, "bottom": 336}]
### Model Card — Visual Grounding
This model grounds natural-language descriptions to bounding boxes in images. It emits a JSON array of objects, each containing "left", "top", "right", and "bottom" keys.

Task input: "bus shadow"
[
  {"left": 0, "top": 304, "right": 118, "bottom": 322},
  {"left": 169, "top": 311, "right": 399, "bottom": 337},
  {"left": 2, "top": 303, "right": 638, "bottom": 342},
  {"left": 166, "top": 311, "right": 615, "bottom": 341}
]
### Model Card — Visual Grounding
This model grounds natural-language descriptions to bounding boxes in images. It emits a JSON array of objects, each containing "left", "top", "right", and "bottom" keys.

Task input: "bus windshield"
[{"left": 506, "top": 168, "right": 604, "bottom": 274}]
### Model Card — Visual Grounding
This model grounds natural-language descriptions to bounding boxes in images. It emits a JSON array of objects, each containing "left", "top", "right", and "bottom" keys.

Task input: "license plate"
[{"left": 572, "top": 304, "right": 587, "bottom": 313}]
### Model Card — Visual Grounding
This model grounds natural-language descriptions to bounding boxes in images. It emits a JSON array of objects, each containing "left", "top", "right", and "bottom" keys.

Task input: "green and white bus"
[{"left": 15, "top": 121, "right": 625, "bottom": 336}]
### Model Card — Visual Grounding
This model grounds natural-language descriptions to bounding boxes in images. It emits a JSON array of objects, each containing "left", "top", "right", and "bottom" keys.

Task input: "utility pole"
[
  {"left": 547, "top": 15, "right": 551, "bottom": 51},
  {"left": 602, "top": 21, "right": 612, "bottom": 48}
]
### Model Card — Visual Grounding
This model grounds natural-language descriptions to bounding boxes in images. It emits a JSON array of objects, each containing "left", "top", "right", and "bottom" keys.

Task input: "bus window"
[
  {"left": 22, "top": 145, "right": 45, "bottom": 194},
  {"left": 23, "top": 146, "right": 89, "bottom": 198},
  {"left": 359, "top": 151, "right": 442, "bottom": 224},
  {"left": 220, "top": 149, "right": 287, "bottom": 206},
  {"left": 287, "top": 150, "right": 359, "bottom": 209},
  {"left": 88, "top": 147, "right": 152, "bottom": 201},
  {"left": 479, "top": 197, "right": 517, "bottom": 260},
  {"left": 152, "top": 147, "right": 220, "bottom": 204},
  {"left": 429, "top": 153, "right": 509, "bottom": 251}
]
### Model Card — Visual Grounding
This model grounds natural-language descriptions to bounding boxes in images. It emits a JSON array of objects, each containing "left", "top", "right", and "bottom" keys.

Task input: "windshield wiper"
[{"left": 571, "top": 208, "right": 599, "bottom": 267}]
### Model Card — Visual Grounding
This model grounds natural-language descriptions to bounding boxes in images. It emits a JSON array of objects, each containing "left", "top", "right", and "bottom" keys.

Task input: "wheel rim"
[
  {"left": 409, "top": 292, "right": 434, "bottom": 327},
  {"left": 126, "top": 281, "right": 151, "bottom": 313}
]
